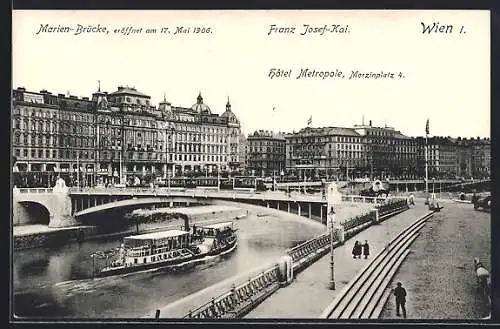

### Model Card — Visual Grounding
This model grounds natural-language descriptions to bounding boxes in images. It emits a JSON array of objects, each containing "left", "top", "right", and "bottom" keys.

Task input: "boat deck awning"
[
  {"left": 199, "top": 222, "right": 233, "bottom": 230},
  {"left": 124, "top": 229, "right": 189, "bottom": 241}
]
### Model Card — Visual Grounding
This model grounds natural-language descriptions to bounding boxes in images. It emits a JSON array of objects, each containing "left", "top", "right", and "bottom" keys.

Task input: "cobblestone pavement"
[
  {"left": 380, "top": 203, "right": 491, "bottom": 320},
  {"left": 245, "top": 204, "right": 431, "bottom": 318}
]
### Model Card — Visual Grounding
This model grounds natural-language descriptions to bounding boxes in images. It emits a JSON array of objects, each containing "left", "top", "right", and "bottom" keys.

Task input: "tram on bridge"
[{"left": 156, "top": 176, "right": 267, "bottom": 192}]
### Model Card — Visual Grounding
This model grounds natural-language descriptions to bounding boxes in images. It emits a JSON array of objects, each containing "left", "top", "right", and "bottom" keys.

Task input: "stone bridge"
[
  {"left": 12, "top": 180, "right": 391, "bottom": 228},
  {"left": 13, "top": 186, "right": 77, "bottom": 228}
]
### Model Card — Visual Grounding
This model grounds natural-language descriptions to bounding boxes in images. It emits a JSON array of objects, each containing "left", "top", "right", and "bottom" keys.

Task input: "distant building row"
[
  {"left": 244, "top": 121, "right": 490, "bottom": 180},
  {"left": 11, "top": 86, "right": 243, "bottom": 187},
  {"left": 11, "top": 85, "right": 490, "bottom": 187}
]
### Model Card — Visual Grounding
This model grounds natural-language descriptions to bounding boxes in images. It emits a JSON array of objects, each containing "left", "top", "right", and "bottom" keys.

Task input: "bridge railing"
[
  {"left": 184, "top": 264, "right": 281, "bottom": 319},
  {"left": 341, "top": 195, "right": 386, "bottom": 204},
  {"left": 67, "top": 187, "right": 327, "bottom": 202},
  {"left": 342, "top": 211, "right": 376, "bottom": 232},
  {"left": 376, "top": 198, "right": 409, "bottom": 218},
  {"left": 286, "top": 232, "right": 336, "bottom": 274},
  {"left": 14, "top": 188, "right": 53, "bottom": 194}
]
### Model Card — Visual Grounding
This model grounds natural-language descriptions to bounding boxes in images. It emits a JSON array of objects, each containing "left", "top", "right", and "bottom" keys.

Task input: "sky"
[{"left": 12, "top": 10, "right": 490, "bottom": 138}]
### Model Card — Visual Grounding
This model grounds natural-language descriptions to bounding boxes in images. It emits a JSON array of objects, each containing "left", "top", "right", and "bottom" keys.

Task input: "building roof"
[
  {"left": 289, "top": 126, "right": 360, "bottom": 137},
  {"left": 393, "top": 131, "right": 411, "bottom": 139},
  {"left": 124, "top": 229, "right": 189, "bottom": 241},
  {"left": 110, "top": 86, "right": 151, "bottom": 98},
  {"left": 221, "top": 109, "right": 238, "bottom": 122},
  {"left": 248, "top": 130, "right": 285, "bottom": 140},
  {"left": 191, "top": 92, "right": 212, "bottom": 114}
]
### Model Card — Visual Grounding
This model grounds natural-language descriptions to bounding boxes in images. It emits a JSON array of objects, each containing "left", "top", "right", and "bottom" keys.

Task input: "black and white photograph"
[{"left": 10, "top": 9, "right": 491, "bottom": 321}]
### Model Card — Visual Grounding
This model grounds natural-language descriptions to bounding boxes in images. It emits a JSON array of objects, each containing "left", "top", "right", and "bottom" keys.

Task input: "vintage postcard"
[{"left": 11, "top": 9, "right": 491, "bottom": 322}]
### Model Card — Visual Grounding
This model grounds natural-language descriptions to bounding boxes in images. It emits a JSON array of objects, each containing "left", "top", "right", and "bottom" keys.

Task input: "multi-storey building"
[
  {"left": 246, "top": 130, "right": 286, "bottom": 177},
  {"left": 470, "top": 137, "right": 491, "bottom": 178},
  {"left": 11, "top": 86, "right": 241, "bottom": 187},
  {"left": 455, "top": 137, "right": 473, "bottom": 178},
  {"left": 416, "top": 136, "right": 457, "bottom": 179},
  {"left": 99, "top": 86, "right": 166, "bottom": 185},
  {"left": 285, "top": 121, "right": 417, "bottom": 180},
  {"left": 454, "top": 137, "right": 490, "bottom": 179},
  {"left": 12, "top": 88, "right": 97, "bottom": 187},
  {"left": 285, "top": 126, "right": 364, "bottom": 180},
  {"left": 353, "top": 122, "right": 417, "bottom": 179},
  {"left": 159, "top": 93, "right": 241, "bottom": 177}
]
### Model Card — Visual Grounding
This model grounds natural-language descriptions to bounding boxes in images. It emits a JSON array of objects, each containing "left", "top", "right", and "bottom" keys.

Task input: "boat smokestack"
[{"left": 183, "top": 215, "right": 190, "bottom": 231}]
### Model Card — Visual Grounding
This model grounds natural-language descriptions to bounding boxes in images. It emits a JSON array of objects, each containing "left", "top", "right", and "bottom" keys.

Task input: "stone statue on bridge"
[
  {"left": 53, "top": 177, "right": 69, "bottom": 194},
  {"left": 326, "top": 182, "right": 342, "bottom": 205}
]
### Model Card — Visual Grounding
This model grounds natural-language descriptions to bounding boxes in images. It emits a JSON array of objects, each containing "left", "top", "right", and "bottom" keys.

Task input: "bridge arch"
[
  {"left": 73, "top": 196, "right": 206, "bottom": 218},
  {"left": 15, "top": 201, "right": 51, "bottom": 226}
]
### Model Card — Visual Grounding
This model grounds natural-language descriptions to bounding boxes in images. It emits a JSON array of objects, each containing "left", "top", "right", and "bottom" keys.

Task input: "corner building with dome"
[
  {"left": 159, "top": 92, "right": 242, "bottom": 178},
  {"left": 11, "top": 85, "right": 242, "bottom": 187}
]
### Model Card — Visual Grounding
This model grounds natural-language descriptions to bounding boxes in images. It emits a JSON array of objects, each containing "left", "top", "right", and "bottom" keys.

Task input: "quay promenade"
[
  {"left": 245, "top": 204, "right": 430, "bottom": 318},
  {"left": 380, "top": 203, "right": 491, "bottom": 319},
  {"left": 145, "top": 200, "right": 374, "bottom": 318}
]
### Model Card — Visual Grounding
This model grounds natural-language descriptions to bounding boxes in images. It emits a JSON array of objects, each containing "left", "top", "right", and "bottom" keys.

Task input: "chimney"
[{"left": 369, "top": 120, "right": 372, "bottom": 127}]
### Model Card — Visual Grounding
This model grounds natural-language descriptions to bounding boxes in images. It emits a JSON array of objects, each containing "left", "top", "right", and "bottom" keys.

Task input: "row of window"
[
  {"left": 14, "top": 148, "right": 95, "bottom": 160},
  {"left": 289, "top": 136, "right": 416, "bottom": 145},
  {"left": 110, "top": 96, "right": 151, "bottom": 106},
  {"left": 175, "top": 144, "right": 228, "bottom": 153},
  {"left": 17, "top": 108, "right": 95, "bottom": 122},
  {"left": 174, "top": 125, "right": 228, "bottom": 135},
  {"left": 290, "top": 136, "right": 364, "bottom": 144},
  {"left": 14, "top": 134, "right": 96, "bottom": 148}
]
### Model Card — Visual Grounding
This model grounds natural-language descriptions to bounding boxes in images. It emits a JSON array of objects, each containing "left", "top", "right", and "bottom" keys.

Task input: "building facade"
[
  {"left": 285, "top": 122, "right": 417, "bottom": 180},
  {"left": 246, "top": 130, "right": 286, "bottom": 177},
  {"left": 415, "top": 136, "right": 490, "bottom": 179},
  {"left": 353, "top": 122, "right": 418, "bottom": 179},
  {"left": 455, "top": 137, "right": 473, "bottom": 178},
  {"left": 470, "top": 138, "right": 491, "bottom": 178},
  {"left": 416, "top": 137, "right": 457, "bottom": 179},
  {"left": 12, "top": 86, "right": 242, "bottom": 187},
  {"left": 238, "top": 133, "right": 248, "bottom": 174}
]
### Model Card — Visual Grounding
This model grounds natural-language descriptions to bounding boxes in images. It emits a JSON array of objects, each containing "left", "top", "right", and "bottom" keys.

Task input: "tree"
[{"left": 125, "top": 212, "right": 142, "bottom": 233}]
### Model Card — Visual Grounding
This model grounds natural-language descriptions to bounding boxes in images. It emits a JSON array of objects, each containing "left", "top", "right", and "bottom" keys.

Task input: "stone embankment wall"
[{"left": 14, "top": 226, "right": 99, "bottom": 250}]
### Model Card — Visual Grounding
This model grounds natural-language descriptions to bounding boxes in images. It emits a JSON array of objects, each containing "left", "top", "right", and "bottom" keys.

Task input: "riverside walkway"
[
  {"left": 145, "top": 201, "right": 374, "bottom": 319},
  {"left": 245, "top": 204, "right": 431, "bottom": 318}
]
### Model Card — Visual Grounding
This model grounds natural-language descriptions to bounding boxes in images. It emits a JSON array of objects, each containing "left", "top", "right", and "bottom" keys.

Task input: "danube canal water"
[{"left": 13, "top": 209, "right": 325, "bottom": 318}]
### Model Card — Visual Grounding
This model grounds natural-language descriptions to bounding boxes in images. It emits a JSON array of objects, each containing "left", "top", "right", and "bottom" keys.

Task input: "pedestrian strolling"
[
  {"left": 352, "top": 241, "right": 362, "bottom": 259},
  {"left": 394, "top": 282, "right": 407, "bottom": 318},
  {"left": 362, "top": 240, "right": 370, "bottom": 259}
]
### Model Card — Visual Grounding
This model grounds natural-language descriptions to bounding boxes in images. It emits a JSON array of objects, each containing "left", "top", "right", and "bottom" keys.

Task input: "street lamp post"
[
  {"left": 439, "top": 179, "right": 442, "bottom": 199},
  {"left": 217, "top": 165, "right": 221, "bottom": 191},
  {"left": 168, "top": 170, "right": 171, "bottom": 193},
  {"left": 425, "top": 134, "right": 429, "bottom": 205},
  {"left": 90, "top": 253, "right": 96, "bottom": 279},
  {"left": 119, "top": 151, "right": 123, "bottom": 185},
  {"left": 273, "top": 170, "right": 276, "bottom": 191},
  {"left": 328, "top": 206, "right": 336, "bottom": 290},
  {"left": 76, "top": 152, "right": 80, "bottom": 188}
]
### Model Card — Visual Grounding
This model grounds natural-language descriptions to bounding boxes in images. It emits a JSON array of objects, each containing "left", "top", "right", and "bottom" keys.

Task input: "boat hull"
[{"left": 97, "top": 239, "right": 237, "bottom": 278}]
